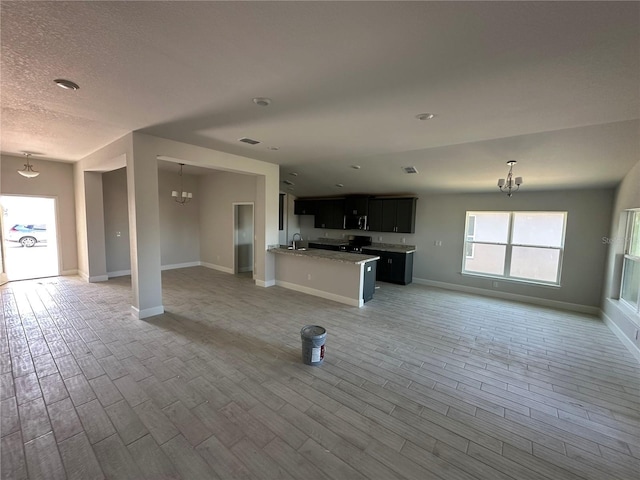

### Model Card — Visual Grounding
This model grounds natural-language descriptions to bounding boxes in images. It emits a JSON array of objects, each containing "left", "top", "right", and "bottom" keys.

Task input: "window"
[
  {"left": 463, "top": 211, "right": 567, "bottom": 285},
  {"left": 465, "top": 215, "right": 476, "bottom": 258},
  {"left": 621, "top": 210, "right": 640, "bottom": 314}
]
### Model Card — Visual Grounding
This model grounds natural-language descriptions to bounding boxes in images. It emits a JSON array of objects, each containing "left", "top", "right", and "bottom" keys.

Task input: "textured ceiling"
[{"left": 1, "top": 1, "right": 638, "bottom": 196}]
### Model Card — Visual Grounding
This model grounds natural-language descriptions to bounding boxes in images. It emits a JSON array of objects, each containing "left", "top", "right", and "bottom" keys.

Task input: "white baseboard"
[
  {"left": 131, "top": 305, "right": 164, "bottom": 319},
  {"left": 60, "top": 269, "right": 78, "bottom": 276},
  {"left": 108, "top": 269, "right": 131, "bottom": 278},
  {"left": 601, "top": 310, "right": 640, "bottom": 363},
  {"left": 256, "top": 279, "right": 276, "bottom": 287},
  {"left": 78, "top": 271, "right": 89, "bottom": 282},
  {"left": 89, "top": 274, "right": 109, "bottom": 283},
  {"left": 275, "top": 280, "right": 361, "bottom": 307},
  {"left": 161, "top": 261, "right": 201, "bottom": 271},
  {"left": 412, "top": 277, "right": 599, "bottom": 315},
  {"left": 201, "top": 262, "right": 233, "bottom": 274}
]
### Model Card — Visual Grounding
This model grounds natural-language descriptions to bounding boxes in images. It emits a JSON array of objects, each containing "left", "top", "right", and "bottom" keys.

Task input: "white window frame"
[
  {"left": 620, "top": 209, "right": 640, "bottom": 315},
  {"left": 462, "top": 211, "right": 567, "bottom": 286}
]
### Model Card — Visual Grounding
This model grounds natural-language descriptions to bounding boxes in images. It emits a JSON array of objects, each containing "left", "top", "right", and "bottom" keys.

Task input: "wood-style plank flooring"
[{"left": 1, "top": 266, "right": 639, "bottom": 479}]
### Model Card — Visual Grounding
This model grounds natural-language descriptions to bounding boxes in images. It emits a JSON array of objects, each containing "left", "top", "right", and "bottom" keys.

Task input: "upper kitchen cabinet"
[
  {"left": 344, "top": 196, "right": 369, "bottom": 216},
  {"left": 368, "top": 198, "right": 417, "bottom": 233},
  {"left": 294, "top": 199, "right": 316, "bottom": 215},
  {"left": 314, "top": 199, "right": 345, "bottom": 229}
]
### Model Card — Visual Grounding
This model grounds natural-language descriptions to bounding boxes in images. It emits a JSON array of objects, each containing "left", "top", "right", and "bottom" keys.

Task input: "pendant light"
[
  {"left": 18, "top": 153, "right": 40, "bottom": 178},
  {"left": 171, "top": 163, "right": 193, "bottom": 205}
]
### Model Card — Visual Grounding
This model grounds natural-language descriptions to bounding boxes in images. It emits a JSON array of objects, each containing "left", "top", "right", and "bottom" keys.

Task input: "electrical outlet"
[
  {"left": 216, "top": 255, "right": 220, "bottom": 261},
  {"left": 401, "top": 237, "right": 406, "bottom": 244},
  {"left": 116, "top": 231, "right": 121, "bottom": 237},
  {"left": 492, "top": 281, "right": 499, "bottom": 288},
  {"left": 378, "top": 236, "right": 382, "bottom": 241},
  {"left": 307, "top": 273, "right": 312, "bottom": 280}
]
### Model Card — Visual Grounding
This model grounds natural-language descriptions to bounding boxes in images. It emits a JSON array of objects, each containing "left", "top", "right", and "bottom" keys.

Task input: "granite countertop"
[
  {"left": 367, "top": 244, "right": 417, "bottom": 254},
  {"left": 309, "top": 238, "right": 416, "bottom": 254},
  {"left": 269, "top": 247, "right": 379, "bottom": 265}
]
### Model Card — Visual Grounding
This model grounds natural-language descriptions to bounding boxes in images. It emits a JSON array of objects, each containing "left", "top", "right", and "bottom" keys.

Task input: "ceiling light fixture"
[
  {"left": 289, "top": 172, "right": 298, "bottom": 177},
  {"left": 252, "top": 97, "right": 272, "bottom": 106},
  {"left": 54, "top": 79, "right": 80, "bottom": 90},
  {"left": 415, "top": 113, "right": 435, "bottom": 121},
  {"left": 350, "top": 165, "right": 361, "bottom": 170},
  {"left": 498, "top": 160, "right": 523, "bottom": 197},
  {"left": 171, "top": 163, "right": 193, "bottom": 205},
  {"left": 268, "top": 146, "right": 279, "bottom": 151},
  {"left": 18, "top": 153, "right": 40, "bottom": 178},
  {"left": 335, "top": 183, "right": 344, "bottom": 188}
]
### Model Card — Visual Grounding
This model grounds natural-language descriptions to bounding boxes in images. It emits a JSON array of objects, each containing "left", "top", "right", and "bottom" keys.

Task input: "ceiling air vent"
[
  {"left": 403, "top": 166, "right": 419, "bottom": 174},
  {"left": 283, "top": 179, "right": 295, "bottom": 186},
  {"left": 239, "top": 137, "right": 260, "bottom": 145}
]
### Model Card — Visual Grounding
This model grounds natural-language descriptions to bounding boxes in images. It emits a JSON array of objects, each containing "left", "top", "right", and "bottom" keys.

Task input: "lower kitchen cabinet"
[{"left": 363, "top": 249, "right": 414, "bottom": 285}]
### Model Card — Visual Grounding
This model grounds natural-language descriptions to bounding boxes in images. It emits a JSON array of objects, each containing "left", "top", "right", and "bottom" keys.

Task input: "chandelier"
[
  {"left": 498, "top": 160, "right": 523, "bottom": 197},
  {"left": 18, "top": 153, "right": 40, "bottom": 178},
  {"left": 171, "top": 163, "right": 193, "bottom": 205}
]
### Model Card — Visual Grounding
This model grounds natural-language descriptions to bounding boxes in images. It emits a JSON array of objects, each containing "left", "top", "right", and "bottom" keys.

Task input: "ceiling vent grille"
[
  {"left": 403, "top": 166, "right": 419, "bottom": 174},
  {"left": 239, "top": 137, "right": 260, "bottom": 145}
]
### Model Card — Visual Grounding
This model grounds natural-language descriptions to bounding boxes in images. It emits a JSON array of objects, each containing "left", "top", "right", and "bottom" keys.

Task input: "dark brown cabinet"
[
  {"left": 314, "top": 199, "right": 345, "bottom": 229},
  {"left": 367, "top": 198, "right": 417, "bottom": 233},
  {"left": 294, "top": 200, "right": 316, "bottom": 215},
  {"left": 344, "top": 196, "right": 369, "bottom": 216},
  {"left": 363, "top": 249, "right": 414, "bottom": 285}
]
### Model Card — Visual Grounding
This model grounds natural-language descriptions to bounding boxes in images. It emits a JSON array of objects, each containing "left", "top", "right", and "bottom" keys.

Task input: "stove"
[{"left": 339, "top": 235, "right": 372, "bottom": 253}]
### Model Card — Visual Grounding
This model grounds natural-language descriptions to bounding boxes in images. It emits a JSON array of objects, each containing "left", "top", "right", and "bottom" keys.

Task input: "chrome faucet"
[{"left": 292, "top": 233, "right": 303, "bottom": 250}]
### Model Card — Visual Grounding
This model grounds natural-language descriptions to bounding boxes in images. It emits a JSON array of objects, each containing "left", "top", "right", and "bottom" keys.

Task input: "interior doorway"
[
  {"left": 1, "top": 195, "right": 59, "bottom": 281},
  {"left": 233, "top": 203, "right": 254, "bottom": 276}
]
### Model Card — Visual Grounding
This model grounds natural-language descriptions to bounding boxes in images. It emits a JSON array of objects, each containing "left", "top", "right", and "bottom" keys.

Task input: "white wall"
[
  {"left": 199, "top": 171, "right": 256, "bottom": 273},
  {"left": 102, "top": 168, "right": 130, "bottom": 274},
  {"left": 301, "top": 188, "right": 614, "bottom": 309},
  {"left": 157, "top": 168, "right": 200, "bottom": 268},
  {"left": 1, "top": 154, "right": 78, "bottom": 275},
  {"left": 102, "top": 166, "right": 201, "bottom": 274},
  {"left": 601, "top": 159, "right": 640, "bottom": 360}
]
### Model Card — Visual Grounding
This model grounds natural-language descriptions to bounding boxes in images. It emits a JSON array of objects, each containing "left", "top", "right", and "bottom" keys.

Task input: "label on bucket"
[{"left": 311, "top": 345, "right": 325, "bottom": 363}]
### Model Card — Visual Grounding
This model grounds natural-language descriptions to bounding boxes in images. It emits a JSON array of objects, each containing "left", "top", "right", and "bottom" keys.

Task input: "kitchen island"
[{"left": 269, "top": 247, "right": 379, "bottom": 307}]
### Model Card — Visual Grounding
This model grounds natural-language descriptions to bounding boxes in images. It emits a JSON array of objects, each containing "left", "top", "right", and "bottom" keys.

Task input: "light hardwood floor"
[{"left": 1, "top": 266, "right": 639, "bottom": 480}]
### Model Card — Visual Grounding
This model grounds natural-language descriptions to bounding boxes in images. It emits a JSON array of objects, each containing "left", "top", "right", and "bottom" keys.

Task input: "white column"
[{"left": 127, "top": 139, "right": 164, "bottom": 318}]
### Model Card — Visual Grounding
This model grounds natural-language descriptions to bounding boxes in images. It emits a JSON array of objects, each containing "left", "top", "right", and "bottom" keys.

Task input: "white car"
[{"left": 6, "top": 224, "right": 48, "bottom": 247}]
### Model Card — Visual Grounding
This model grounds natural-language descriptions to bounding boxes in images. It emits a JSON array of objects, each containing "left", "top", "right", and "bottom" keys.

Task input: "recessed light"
[
  {"left": 289, "top": 172, "right": 298, "bottom": 177},
  {"left": 335, "top": 183, "right": 344, "bottom": 188},
  {"left": 252, "top": 97, "right": 272, "bottom": 106},
  {"left": 268, "top": 146, "right": 279, "bottom": 151},
  {"left": 54, "top": 79, "right": 80, "bottom": 90},
  {"left": 415, "top": 113, "right": 435, "bottom": 121},
  {"left": 287, "top": 187, "right": 294, "bottom": 191},
  {"left": 283, "top": 179, "right": 295, "bottom": 186},
  {"left": 350, "top": 165, "right": 361, "bottom": 170}
]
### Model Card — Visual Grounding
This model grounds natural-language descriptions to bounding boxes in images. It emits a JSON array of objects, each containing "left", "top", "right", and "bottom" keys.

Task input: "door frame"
[{"left": 232, "top": 202, "right": 255, "bottom": 277}]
